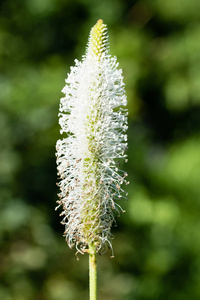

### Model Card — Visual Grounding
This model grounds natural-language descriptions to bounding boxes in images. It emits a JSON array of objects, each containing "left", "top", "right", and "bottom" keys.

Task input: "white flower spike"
[{"left": 56, "top": 19, "right": 128, "bottom": 256}]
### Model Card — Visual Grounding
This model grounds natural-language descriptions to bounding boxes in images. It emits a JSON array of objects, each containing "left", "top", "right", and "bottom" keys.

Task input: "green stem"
[{"left": 89, "top": 243, "right": 97, "bottom": 300}]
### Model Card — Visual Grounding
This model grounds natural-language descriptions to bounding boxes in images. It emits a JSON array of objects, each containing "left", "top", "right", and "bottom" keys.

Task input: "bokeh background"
[{"left": 1, "top": 0, "right": 200, "bottom": 299}]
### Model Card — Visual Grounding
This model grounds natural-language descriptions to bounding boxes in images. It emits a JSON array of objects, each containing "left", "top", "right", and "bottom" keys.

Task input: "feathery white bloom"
[{"left": 56, "top": 20, "right": 128, "bottom": 255}]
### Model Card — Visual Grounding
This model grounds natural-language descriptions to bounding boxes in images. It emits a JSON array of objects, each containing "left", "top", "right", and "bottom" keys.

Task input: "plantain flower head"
[{"left": 56, "top": 19, "right": 128, "bottom": 255}]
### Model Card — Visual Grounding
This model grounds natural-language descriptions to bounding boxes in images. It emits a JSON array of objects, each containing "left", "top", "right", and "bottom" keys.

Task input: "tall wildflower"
[{"left": 56, "top": 20, "right": 128, "bottom": 257}]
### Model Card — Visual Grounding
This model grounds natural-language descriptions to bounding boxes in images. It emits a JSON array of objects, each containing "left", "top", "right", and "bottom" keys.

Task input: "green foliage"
[{"left": 1, "top": 0, "right": 200, "bottom": 299}]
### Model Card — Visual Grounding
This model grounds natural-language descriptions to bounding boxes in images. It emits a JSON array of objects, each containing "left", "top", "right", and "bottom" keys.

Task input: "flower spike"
[{"left": 56, "top": 20, "right": 128, "bottom": 255}]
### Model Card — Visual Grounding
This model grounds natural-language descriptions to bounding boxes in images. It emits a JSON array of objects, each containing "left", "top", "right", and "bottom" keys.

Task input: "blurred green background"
[{"left": 1, "top": 0, "right": 200, "bottom": 299}]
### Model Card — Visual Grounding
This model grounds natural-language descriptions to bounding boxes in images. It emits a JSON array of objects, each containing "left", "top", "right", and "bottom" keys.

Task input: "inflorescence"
[{"left": 56, "top": 20, "right": 129, "bottom": 256}]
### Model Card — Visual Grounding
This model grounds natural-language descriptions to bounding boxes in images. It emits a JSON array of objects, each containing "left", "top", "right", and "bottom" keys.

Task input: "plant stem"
[{"left": 89, "top": 243, "right": 97, "bottom": 300}]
